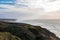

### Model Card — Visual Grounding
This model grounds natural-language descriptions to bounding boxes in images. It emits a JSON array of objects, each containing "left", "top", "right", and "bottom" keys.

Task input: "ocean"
[{"left": 22, "top": 19, "right": 60, "bottom": 38}]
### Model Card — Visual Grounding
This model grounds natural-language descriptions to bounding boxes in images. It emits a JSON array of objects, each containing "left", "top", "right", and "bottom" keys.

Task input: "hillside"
[
  {"left": 0, "top": 32, "right": 21, "bottom": 40},
  {"left": 0, "top": 21, "right": 60, "bottom": 40}
]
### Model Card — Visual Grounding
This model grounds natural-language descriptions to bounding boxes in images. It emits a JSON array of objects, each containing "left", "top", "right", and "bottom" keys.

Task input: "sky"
[{"left": 0, "top": 0, "right": 60, "bottom": 22}]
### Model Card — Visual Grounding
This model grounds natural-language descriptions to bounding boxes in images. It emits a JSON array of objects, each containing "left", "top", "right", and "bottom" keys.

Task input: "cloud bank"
[{"left": 0, "top": 0, "right": 60, "bottom": 22}]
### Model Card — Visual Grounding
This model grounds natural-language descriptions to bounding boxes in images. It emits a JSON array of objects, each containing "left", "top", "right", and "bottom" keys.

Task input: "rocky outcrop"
[{"left": 0, "top": 21, "right": 60, "bottom": 40}]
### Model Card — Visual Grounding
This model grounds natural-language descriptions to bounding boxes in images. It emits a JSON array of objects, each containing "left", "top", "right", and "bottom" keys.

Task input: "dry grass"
[{"left": 0, "top": 32, "right": 21, "bottom": 40}]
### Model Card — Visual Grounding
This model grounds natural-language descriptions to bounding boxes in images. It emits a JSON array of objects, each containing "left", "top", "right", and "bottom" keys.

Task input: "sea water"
[{"left": 22, "top": 20, "right": 60, "bottom": 38}]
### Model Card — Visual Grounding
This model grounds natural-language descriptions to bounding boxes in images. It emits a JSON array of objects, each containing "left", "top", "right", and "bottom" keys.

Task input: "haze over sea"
[{"left": 21, "top": 19, "right": 60, "bottom": 38}]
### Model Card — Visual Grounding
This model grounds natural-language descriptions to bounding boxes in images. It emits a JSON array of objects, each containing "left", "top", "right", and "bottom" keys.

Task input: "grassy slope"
[
  {"left": 0, "top": 32, "right": 21, "bottom": 40},
  {"left": 0, "top": 21, "right": 60, "bottom": 40}
]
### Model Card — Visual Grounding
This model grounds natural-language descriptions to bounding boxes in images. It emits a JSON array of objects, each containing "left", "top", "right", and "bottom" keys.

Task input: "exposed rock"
[{"left": 0, "top": 21, "right": 60, "bottom": 40}]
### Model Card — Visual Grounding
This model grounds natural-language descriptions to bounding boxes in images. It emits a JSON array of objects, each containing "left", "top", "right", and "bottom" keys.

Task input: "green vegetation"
[
  {"left": 0, "top": 21, "right": 60, "bottom": 40},
  {"left": 0, "top": 32, "right": 21, "bottom": 40}
]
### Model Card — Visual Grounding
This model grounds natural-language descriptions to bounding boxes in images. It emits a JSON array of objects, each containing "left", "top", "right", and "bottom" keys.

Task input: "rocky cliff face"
[{"left": 0, "top": 21, "right": 60, "bottom": 40}]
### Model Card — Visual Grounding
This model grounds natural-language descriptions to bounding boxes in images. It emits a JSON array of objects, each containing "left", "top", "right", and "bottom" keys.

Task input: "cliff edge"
[{"left": 0, "top": 21, "right": 60, "bottom": 40}]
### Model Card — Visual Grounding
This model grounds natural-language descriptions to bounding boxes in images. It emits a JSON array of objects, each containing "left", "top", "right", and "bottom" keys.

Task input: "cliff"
[{"left": 0, "top": 21, "right": 60, "bottom": 40}]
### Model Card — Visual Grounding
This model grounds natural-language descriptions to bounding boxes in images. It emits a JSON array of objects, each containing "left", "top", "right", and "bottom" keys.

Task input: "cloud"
[{"left": 0, "top": 0, "right": 60, "bottom": 22}]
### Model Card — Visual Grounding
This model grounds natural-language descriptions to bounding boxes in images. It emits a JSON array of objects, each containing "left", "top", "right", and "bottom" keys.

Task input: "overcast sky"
[{"left": 0, "top": 0, "right": 60, "bottom": 22}]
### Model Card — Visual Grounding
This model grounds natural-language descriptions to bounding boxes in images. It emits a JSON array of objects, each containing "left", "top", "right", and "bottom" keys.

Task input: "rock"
[{"left": 0, "top": 21, "right": 60, "bottom": 40}]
